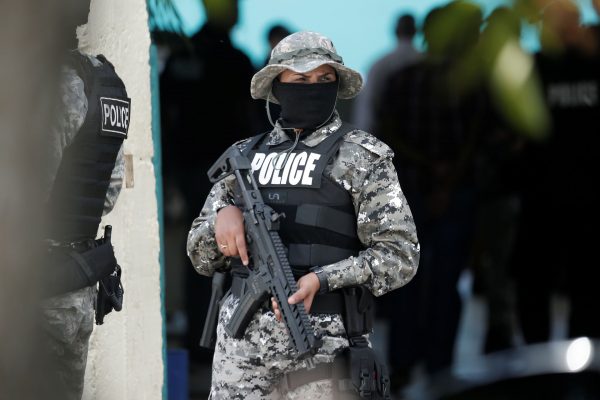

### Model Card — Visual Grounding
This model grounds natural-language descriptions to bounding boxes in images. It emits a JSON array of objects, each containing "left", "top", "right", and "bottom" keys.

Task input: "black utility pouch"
[
  {"left": 342, "top": 286, "right": 390, "bottom": 399},
  {"left": 347, "top": 337, "right": 376, "bottom": 398},
  {"left": 342, "top": 286, "right": 375, "bottom": 337},
  {"left": 96, "top": 264, "right": 124, "bottom": 325},
  {"left": 345, "top": 337, "right": 391, "bottom": 400}
]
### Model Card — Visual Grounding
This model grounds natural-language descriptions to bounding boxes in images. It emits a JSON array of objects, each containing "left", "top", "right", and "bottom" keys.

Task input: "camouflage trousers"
[
  {"left": 210, "top": 294, "right": 361, "bottom": 400},
  {"left": 41, "top": 285, "right": 96, "bottom": 400}
]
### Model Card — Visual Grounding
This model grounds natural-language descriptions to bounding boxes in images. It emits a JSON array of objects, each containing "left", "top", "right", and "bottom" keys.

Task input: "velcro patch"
[{"left": 100, "top": 97, "right": 131, "bottom": 138}]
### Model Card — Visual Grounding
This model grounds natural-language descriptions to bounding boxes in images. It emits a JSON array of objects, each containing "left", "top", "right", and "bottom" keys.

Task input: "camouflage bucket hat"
[{"left": 251, "top": 31, "right": 363, "bottom": 104}]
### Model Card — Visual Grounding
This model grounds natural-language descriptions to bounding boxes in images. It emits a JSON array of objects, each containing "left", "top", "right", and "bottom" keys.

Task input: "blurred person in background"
[
  {"left": 257, "top": 23, "right": 293, "bottom": 132},
  {"left": 511, "top": 0, "right": 600, "bottom": 344},
  {"left": 40, "top": 0, "right": 129, "bottom": 398},
  {"left": 593, "top": 0, "right": 600, "bottom": 39},
  {"left": 374, "top": 2, "right": 485, "bottom": 390},
  {"left": 262, "top": 23, "right": 293, "bottom": 68},
  {"left": 352, "top": 13, "right": 421, "bottom": 133},
  {"left": 187, "top": 31, "right": 420, "bottom": 399},
  {"left": 468, "top": 5, "right": 525, "bottom": 354},
  {"left": 159, "top": 0, "right": 263, "bottom": 368}
]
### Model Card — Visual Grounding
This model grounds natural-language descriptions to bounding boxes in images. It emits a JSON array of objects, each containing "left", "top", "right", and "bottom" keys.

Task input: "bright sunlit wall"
[{"left": 172, "top": 0, "right": 599, "bottom": 79}]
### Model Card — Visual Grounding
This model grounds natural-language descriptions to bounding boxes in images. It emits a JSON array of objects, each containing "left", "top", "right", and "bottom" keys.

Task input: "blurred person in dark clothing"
[
  {"left": 374, "top": 2, "right": 485, "bottom": 388},
  {"left": 353, "top": 13, "right": 421, "bottom": 133},
  {"left": 593, "top": 0, "right": 600, "bottom": 35},
  {"left": 512, "top": 0, "right": 600, "bottom": 344},
  {"left": 257, "top": 23, "right": 293, "bottom": 132},
  {"left": 159, "top": 0, "right": 262, "bottom": 365},
  {"left": 469, "top": 6, "right": 525, "bottom": 354},
  {"left": 262, "top": 23, "right": 292, "bottom": 68}
]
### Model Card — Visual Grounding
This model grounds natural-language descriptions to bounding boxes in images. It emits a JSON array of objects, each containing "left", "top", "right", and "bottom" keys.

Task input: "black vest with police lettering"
[
  {"left": 244, "top": 124, "right": 362, "bottom": 276},
  {"left": 47, "top": 52, "right": 130, "bottom": 241}
]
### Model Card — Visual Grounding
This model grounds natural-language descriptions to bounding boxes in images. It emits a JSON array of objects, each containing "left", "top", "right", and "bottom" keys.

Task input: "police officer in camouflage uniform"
[
  {"left": 40, "top": 2, "right": 129, "bottom": 399},
  {"left": 187, "top": 31, "right": 419, "bottom": 399}
]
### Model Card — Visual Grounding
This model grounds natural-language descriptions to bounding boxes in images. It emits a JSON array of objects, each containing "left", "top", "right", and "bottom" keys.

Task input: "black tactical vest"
[
  {"left": 244, "top": 124, "right": 362, "bottom": 276},
  {"left": 47, "top": 52, "right": 130, "bottom": 242}
]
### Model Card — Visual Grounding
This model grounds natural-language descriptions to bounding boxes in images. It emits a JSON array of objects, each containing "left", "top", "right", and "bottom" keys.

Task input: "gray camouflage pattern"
[
  {"left": 251, "top": 31, "right": 363, "bottom": 103},
  {"left": 40, "top": 286, "right": 96, "bottom": 400},
  {"left": 188, "top": 111, "right": 420, "bottom": 296},
  {"left": 210, "top": 294, "right": 360, "bottom": 399},
  {"left": 41, "top": 52, "right": 125, "bottom": 400},
  {"left": 188, "top": 112, "right": 419, "bottom": 397}
]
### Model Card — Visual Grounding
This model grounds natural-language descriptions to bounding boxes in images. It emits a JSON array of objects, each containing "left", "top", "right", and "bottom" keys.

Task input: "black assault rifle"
[{"left": 207, "top": 145, "right": 322, "bottom": 360}]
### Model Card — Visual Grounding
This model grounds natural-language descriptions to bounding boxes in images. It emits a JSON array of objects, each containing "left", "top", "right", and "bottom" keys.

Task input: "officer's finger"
[
  {"left": 219, "top": 237, "right": 237, "bottom": 257},
  {"left": 235, "top": 234, "right": 249, "bottom": 266},
  {"left": 225, "top": 237, "right": 237, "bottom": 257},
  {"left": 216, "top": 237, "right": 229, "bottom": 256},
  {"left": 288, "top": 285, "right": 309, "bottom": 305},
  {"left": 271, "top": 297, "right": 282, "bottom": 322},
  {"left": 304, "top": 293, "right": 315, "bottom": 314}
]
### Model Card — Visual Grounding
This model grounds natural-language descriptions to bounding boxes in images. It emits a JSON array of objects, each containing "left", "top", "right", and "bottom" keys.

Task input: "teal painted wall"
[{"left": 149, "top": 42, "right": 167, "bottom": 400}]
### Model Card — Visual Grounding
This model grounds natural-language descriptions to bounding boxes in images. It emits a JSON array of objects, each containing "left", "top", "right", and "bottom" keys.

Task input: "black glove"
[{"left": 95, "top": 264, "right": 124, "bottom": 325}]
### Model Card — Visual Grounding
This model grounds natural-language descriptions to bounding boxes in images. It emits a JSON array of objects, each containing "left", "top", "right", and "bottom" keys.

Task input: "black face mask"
[{"left": 271, "top": 80, "right": 338, "bottom": 130}]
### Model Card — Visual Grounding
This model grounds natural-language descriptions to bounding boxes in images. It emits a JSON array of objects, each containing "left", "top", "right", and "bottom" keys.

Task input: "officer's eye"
[{"left": 319, "top": 73, "right": 335, "bottom": 82}]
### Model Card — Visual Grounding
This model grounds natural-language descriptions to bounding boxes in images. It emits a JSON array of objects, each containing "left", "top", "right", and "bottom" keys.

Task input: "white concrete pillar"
[{"left": 79, "top": 1, "right": 164, "bottom": 399}]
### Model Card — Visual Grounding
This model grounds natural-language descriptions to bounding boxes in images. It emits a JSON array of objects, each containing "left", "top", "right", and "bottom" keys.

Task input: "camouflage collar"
[{"left": 266, "top": 111, "right": 343, "bottom": 148}]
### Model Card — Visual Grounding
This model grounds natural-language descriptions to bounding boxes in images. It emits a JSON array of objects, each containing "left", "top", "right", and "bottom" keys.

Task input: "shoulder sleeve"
[
  {"left": 343, "top": 129, "right": 395, "bottom": 160},
  {"left": 187, "top": 136, "right": 255, "bottom": 276},
  {"left": 102, "top": 144, "right": 124, "bottom": 215},
  {"left": 321, "top": 130, "right": 419, "bottom": 297},
  {"left": 45, "top": 67, "right": 88, "bottom": 198}
]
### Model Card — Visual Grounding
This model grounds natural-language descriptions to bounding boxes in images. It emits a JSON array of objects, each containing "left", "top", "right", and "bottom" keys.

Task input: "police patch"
[{"left": 100, "top": 97, "right": 131, "bottom": 138}]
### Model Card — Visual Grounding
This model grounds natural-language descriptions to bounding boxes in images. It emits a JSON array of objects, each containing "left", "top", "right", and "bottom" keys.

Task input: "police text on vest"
[
  {"left": 100, "top": 97, "right": 131, "bottom": 138},
  {"left": 251, "top": 152, "right": 321, "bottom": 186}
]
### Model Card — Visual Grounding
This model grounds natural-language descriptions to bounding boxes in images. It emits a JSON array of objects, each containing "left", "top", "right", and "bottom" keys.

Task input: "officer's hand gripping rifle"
[{"left": 207, "top": 145, "right": 322, "bottom": 360}]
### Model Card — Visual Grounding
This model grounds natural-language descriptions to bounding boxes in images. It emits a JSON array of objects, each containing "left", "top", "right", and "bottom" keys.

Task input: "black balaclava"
[{"left": 271, "top": 80, "right": 338, "bottom": 130}]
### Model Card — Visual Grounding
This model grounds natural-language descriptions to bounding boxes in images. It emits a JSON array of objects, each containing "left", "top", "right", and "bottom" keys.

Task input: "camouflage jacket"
[{"left": 187, "top": 112, "right": 419, "bottom": 296}]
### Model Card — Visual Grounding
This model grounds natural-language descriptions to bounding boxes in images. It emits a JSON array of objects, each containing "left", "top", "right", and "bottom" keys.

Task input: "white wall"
[{"left": 79, "top": 1, "right": 164, "bottom": 399}]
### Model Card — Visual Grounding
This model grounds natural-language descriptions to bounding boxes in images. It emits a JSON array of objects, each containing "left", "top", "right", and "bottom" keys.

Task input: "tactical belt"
[
  {"left": 280, "top": 357, "right": 354, "bottom": 395},
  {"left": 230, "top": 274, "right": 345, "bottom": 314},
  {"left": 44, "top": 235, "right": 117, "bottom": 297},
  {"left": 46, "top": 238, "right": 97, "bottom": 253}
]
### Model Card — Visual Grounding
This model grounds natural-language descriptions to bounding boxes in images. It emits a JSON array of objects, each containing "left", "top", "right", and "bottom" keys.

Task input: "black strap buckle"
[
  {"left": 349, "top": 335, "right": 368, "bottom": 347},
  {"left": 376, "top": 362, "right": 391, "bottom": 399},
  {"left": 358, "top": 366, "right": 372, "bottom": 398}
]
